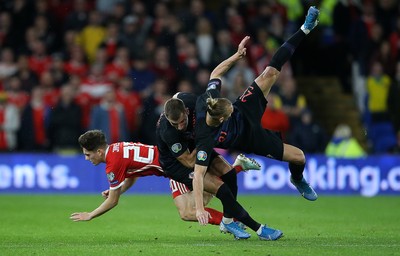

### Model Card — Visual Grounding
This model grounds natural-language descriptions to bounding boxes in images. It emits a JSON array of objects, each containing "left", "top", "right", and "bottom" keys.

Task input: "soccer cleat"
[
  {"left": 220, "top": 221, "right": 251, "bottom": 240},
  {"left": 233, "top": 154, "right": 261, "bottom": 171},
  {"left": 301, "top": 6, "right": 320, "bottom": 34},
  {"left": 290, "top": 176, "right": 318, "bottom": 201},
  {"left": 220, "top": 221, "right": 246, "bottom": 233},
  {"left": 258, "top": 225, "right": 283, "bottom": 241}
]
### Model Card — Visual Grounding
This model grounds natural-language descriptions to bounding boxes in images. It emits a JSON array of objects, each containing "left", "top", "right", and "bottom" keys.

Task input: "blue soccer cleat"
[
  {"left": 301, "top": 6, "right": 320, "bottom": 34},
  {"left": 220, "top": 221, "right": 251, "bottom": 240},
  {"left": 233, "top": 154, "right": 261, "bottom": 171},
  {"left": 258, "top": 225, "right": 283, "bottom": 241},
  {"left": 290, "top": 176, "right": 318, "bottom": 201}
]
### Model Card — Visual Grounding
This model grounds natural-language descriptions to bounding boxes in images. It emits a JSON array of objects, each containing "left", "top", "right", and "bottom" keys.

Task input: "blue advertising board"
[{"left": 0, "top": 153, "right": 399, "bottom": 197}]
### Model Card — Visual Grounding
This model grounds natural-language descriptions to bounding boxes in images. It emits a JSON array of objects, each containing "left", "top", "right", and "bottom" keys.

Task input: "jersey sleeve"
[
  {"left": 106, "top": 152, "right": 128, "bottom": 190},
  {"left": 160, "top": 127, "right": 189, "bottom": 158},
  {"left": 194, "top": 120, "right": 214, "bottom": 167},
  {"left": 206, "top": 78, "right": 222, "bottom": 93}
]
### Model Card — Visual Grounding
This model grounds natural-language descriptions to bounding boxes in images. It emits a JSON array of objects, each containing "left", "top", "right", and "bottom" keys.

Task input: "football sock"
[
  {"left": 216, "top": 183, "right": 261, "bottom": 231},
  {"left": 289, "top": 162, "right": 305, "bottom": 181},
  {"left": 220, "top": 169, "right": 238, "bottom": 199},
  {"left": 234, "top": 165, "right": 243, "bottom": 173},
  {"left": 205, "top": 207, "right": 223, "bottom": 225},
  {"left": 222, "top": 216, "right": 233, "bottom": 224},
  {"left": 269, "top": 30, "right": 306, "bottom": 71}
]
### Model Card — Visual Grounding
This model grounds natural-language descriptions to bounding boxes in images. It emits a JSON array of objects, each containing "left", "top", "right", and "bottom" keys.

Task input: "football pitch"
[{"left": 0, "top": 194, "right": 399, "bottom": 256}]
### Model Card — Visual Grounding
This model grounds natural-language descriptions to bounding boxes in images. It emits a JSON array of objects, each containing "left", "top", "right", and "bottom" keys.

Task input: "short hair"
[
  {"left": 206, "top": 96, "right": 232, "bottom": 119},
  {"left": 78, "top": 130, "right": 107, "bottom": 151},
  {"left": 164, "top": 98, "right": 186, "bottom": 121}
]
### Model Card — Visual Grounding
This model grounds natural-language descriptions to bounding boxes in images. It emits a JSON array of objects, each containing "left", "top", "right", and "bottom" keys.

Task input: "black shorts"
[
  {"left": 163, "top": 150, "right": 220, "bottom": 190},
  {"left": 233, "top": 82, "right": 284, "bottom": 160}
]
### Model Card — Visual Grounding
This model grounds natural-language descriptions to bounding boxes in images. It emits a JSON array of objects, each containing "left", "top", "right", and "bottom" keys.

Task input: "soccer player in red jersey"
[{"left": 70, "top": 129, "right": 260, "bottom": 226}]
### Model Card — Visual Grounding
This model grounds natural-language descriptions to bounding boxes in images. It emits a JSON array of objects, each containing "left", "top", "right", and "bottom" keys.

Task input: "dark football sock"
[
  {"left": 269, "top": 29, "right": 306, "bottom": 71},
  {"left": 215, "top": 184, "right": 261, "bottom": 231},
  {"left": 289, "top": 162, "right": 305, "bottom": 181},
  {"left": 220, "top": 168, "right": 238, "bottom": 199}
]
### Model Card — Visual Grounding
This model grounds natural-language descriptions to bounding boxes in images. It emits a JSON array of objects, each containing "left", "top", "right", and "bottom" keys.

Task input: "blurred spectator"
[
  {"left": 366, "top": 60, "right": 391, "bottom": 123},
  {"left": 325, "top": 124, "right": 366, "bottom": 158},
  {"left": 278, "top": 77, "right": 307, "bottom": 127},
  {"left": 47, "top": 84, "right": 82, "bottom": 153},
  {"left": 8, "top": 0, "right": 35, "bottom": 53},
  {"left": 27, "top": 40, "right": 53, "bottom": 77},
  {"left": 120, "top": 15, "right": 148, "bottom": 59},
  {"left": 18, "top": 86, "right": 50, "bottom": 151},
  {"left": 48, "top": 54, "right": 69, "bottom": 88},
  {"left": 177, "top": 42, "right": 202, "bottom": 86},
  {"left": 99, "top": 21, "right": 123, "bottom": 61},
  {"left": 31, "top": 14, "right": 57, "bottom": 53},
  {"left": 129, "top": 55, "right": 156, "bottom": 96},
  {"left": 89, "top": 88, "right": 129, "bottom": 144},
  {"left": 138, "top": 78, "right": 170, "bottom": 145},
  {"left": 0, "top": 11, "right": 13, "bottom": 48},
  {"left": 261, "top": 92, "right": 290, "bottom": 141},
  {"left": 80, "top": 63, "right": 113, "bottom": 100},
  {"left": 149, "top": 46, "right": 177, "bottom": 93},
  {"left": 3, "top": 76, "right": 29, "bottom": 111},
  {"left": 288, "top": 108, "right": 327, "bottom": 154},
  {"left": 0, "top": 48, "right": 18, "bottom": 87},
  {"left": 76, "top": 10, "right": 106, "bottom": 63},
  {"left": 104, "top": 46, "right": 131, "bottom": 84},
  {"left": 225, "top": 58, "right": 255, "bottom": 96},
  {"left": 388, "top": 61, "right": 400, "bottom": 132},
  {"left": 195, "top": 17, "right": 214, "bottom": 68},
  {"left": 64, "top": 0, "right": 89, "bottom": 32},
  {"left": 0, "top": 92, "right": 20, "bottom": 151},
  {"left": 389, "top": 16, "right": 400, "bottom": 62},
  {"left": 38, "top": 71, "right": 60, "bottom": 108},
  {"left": 64, "top": 45, "right": 89, "bottom": 78},
  {"left": 14, "top": 54, "right": 38, "bottom": 92},
  {"left": 211, "top": 29, "right": 236, "bottom": 69},
  {"left": 115, "top": 76, "right": 142, "bottom": 140}
]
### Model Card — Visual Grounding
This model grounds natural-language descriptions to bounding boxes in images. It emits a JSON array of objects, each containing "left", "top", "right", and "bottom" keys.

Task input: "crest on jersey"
[
  {"left": 107, "top": 172, "right": 115, "bottom": 181},
  {"left": 197, "top": 151, "right": 207, "bottom": 161},
  {"left": 171, "top": 143, "right": 182, "bottom": 153}
]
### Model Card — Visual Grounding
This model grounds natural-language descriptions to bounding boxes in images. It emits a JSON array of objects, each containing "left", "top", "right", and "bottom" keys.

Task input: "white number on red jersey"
[{"left": 122, "top": 142, "right": 155, "bottom": 164}]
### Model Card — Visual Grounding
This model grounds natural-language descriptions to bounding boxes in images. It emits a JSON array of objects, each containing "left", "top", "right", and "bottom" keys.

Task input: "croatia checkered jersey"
[{"left": 105, "top": 142, "right": 166, "bottom": 190}]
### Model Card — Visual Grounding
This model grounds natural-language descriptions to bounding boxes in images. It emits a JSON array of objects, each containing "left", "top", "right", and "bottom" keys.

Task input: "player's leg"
[
  {"left": 170, "top": 179, "right": 222, "bottom": 225},
  {"left": 282, "top": 144, "right": 318, "bottom": 201},
  {"left": 255, "top": 6, "right": 320, "bottom": 97},
  {"left": 203, "top": 173, "right": 282, "bottom": 240}
]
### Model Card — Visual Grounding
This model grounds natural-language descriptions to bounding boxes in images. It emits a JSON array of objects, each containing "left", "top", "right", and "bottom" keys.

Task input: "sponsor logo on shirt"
[
  {"left": 207, "top": 82, "right": 218, "bottom": 90},
  {"left": 171, "top": 143, "right": 182, "bottom": 153},
  {"left": 197, "top": 151, "right": 207, "bottom": 161},
  {"left": 107, "top": 172, "right": 115, "bottom": 181}
]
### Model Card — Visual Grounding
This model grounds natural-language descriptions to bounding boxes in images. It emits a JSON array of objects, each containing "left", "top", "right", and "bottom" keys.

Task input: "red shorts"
[{"left": 169, "top": 179, "right": 190, "bottom": 199}]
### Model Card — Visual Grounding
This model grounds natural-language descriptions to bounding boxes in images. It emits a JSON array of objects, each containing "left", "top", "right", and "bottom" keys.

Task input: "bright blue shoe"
[
  {"left": 258, "top": 225, "right": 283, "bottom": 241},
  {"left": 301, "top": 6, "right": 320, "bottom": 34},
  {"left": 220, "top": 221, "right": 251, "bottom": 240},
  {"left": 290, "top": 176, "right": 318, "bottom": 201}
]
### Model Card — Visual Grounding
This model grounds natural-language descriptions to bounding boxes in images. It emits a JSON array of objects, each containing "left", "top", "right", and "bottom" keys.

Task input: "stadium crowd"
[{"left": 0, "top": 0, "right": 398, "bottom": 155}]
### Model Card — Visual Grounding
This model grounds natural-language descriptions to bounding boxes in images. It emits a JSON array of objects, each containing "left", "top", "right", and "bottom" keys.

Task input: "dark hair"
[
  {"left": 78, "top": 130, "right": 107, "bottom": 151},
  {"left": 206, "top": 94, "right": 232, "bottom": 119},
  {"left": 164, "top": 98, "right": 186, "bottom": 121}
]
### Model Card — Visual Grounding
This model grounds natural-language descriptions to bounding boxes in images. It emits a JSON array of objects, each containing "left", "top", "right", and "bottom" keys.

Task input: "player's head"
[
  {"left": 78, "top": 130, "right": 108, "bottom": 165},
  {"left": 164, "top": 97, "right": 189, "bottom": 131},
  {"left": 206, "top": 96, "right": 233, "bottom": 125}
]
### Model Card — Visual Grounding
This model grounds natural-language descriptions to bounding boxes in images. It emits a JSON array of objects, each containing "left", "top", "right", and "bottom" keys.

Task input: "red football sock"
[
  {"left": 205, "top": 207, "right": 223, "bottom": 225},
  {"left": 234, "top": 165, "right": 243, "bottom": 173}
]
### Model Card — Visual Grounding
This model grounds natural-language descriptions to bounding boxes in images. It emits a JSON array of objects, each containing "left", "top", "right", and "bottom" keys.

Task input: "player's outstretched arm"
[
  {"left": 193, "top": 164, "right": 211, "bottom": 225},
  {"left": 210, "top": 36, "right": 250, "bottom": 80},
  {"left": 70, "top": 187, "right": 122, "bottom": 222},
  {"left": 101, "top": 177, "right": 138, "bottom": 199}
]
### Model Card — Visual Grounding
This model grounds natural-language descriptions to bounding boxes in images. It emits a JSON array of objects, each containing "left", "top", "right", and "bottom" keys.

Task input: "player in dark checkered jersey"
[
  {"left": 192, "top": 7, "right": 320, "bottom": 240},
  {"left": 70, "top": 129, "right": 259, "bottom": 227}
]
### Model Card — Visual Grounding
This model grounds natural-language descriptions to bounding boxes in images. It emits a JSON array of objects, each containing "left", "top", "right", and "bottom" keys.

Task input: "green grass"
[{"left": 0, "top": 195, "right": 399, "bottom": 256}]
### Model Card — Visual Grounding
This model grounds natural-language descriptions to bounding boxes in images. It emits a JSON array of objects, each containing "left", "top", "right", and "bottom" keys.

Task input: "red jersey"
[{"left": 105, "top": 142, "right": 165, "bottom": 190}]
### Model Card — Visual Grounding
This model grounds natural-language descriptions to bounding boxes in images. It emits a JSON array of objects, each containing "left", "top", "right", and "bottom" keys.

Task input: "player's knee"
[
  {"left": 293, "top": 149, "right": 305, "bottom": 165},
  {"left": 178, "top": 209, "right": 195, "bottom": 222}
]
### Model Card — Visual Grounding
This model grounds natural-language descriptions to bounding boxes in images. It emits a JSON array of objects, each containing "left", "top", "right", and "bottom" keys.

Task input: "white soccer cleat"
[{"left": 233, "top": 154, "right": 261, "bottom": 171}]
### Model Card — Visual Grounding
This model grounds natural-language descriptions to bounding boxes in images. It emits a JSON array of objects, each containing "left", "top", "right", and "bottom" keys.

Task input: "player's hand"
[
  {"left": 237, "top": 36, "right": 250, "bottom": 58},
  {"left": 101, "top": 189, "right": 110, "bottom": 199},
  {"left": 196, "top": 209, "right": 211, "bottom": 225},
  {"left": 70, "top": 212, "right": 91, "bottom": 222}
]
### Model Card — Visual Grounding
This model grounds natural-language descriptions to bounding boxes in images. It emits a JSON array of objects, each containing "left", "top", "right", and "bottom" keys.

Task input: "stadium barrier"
[{"left": 0, "top": 153, "right": 399, "bottom": 197}]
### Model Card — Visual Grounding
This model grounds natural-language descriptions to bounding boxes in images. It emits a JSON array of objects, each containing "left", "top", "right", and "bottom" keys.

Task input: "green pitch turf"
[{"left": 0, "top": 194, "right": 399, "bottom": 256}]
